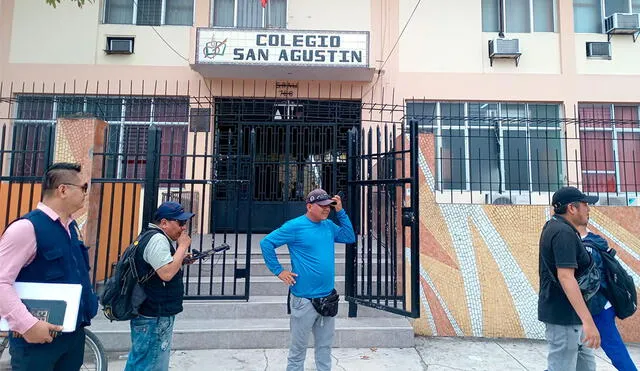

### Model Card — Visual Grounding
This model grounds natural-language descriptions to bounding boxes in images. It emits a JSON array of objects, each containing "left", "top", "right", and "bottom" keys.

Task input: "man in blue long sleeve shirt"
[{"left": 260, "top": 188, "right": 355, "bottom": 371}]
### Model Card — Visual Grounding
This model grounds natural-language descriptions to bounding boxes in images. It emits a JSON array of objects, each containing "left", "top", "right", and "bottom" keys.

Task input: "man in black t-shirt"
[{"left": 539, "top": 186, "right": 601, "bottom": 371}]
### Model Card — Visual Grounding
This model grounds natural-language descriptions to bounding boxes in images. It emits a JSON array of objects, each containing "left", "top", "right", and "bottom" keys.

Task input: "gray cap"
[{"left": 306, "top": 189, "right": 336, "bottom": 206}]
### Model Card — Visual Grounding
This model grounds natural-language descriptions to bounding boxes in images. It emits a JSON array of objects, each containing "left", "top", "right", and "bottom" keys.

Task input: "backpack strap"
[{"left": 130, "top": 229, "right": 165, "bottom": 284}]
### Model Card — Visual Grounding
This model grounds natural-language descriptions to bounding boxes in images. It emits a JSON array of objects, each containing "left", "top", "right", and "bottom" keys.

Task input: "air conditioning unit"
[
  {"left": 105, "top": 36, "right": 134, "bottom": 55},
  {"left": 486, "top": 192, "right": 530, "bottom": 205},
  {"left": 586, "top": 42, "right": 612, "bottom": 59},
  {"left": 488, "top": 38, "right": 522, "bottom": 67},
  {"left": 604, "top": 13, "right": 640, "bottom": 41}
]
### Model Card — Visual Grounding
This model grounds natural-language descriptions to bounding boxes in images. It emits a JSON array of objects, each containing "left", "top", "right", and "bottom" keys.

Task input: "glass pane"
[
  {"left": 529, "top": 104, "right": 560, "bottom": 127},
  {"left": 440, "top": 103, "right": 465, "bottom": 129},
  {"left": 159, "top": 125, "right": 188, "bottom": 180},
  {"left": 482, "top": 0, "right": 500, "bottom": 32},
  {"left": 86, "top": 97, "right": 123, "bottom": 121},
  {"left": 154, "top": 97, "right": 190, "bottom": 122},
  {"left": 469, "top": 128, "right": 500, "bottom": 191},
  {"left": 580, "top": 131, "right": 615, "bottom": 171},
  {"left": 440, "top": 129, "right": 466, "bottom": 190},
  {"left": 578, "top": 104, "right": 612, "bottom": 128},
  {"left": 406, "top": 102, "right": 437, "bottom": 130},
  {"left": 105, "top": 0, "right": 133, "bottom": 24},
  {"left": 614, "top": 105, "right": 639, "bottom": 128},
  {"left": 165, "top": 0, "right": 193, "bottom": 25},
  {"left": 634, "top": 0, "right": 640, "bottom": 13},
  {"left": 574, "top": 0, "right": 602, "bottom": 33},
  {"left": 237, "top": 0, "right": 263, "bottom": 28},
  {"left": 11, "top": 123, "right": 50, "bottom": 177},
  {"left": 605, "top": 0, "right": 628, "bottom": 17},
  {"left": 530, "top": 130, "right": 562, "bottom": 191},
  {"left": 504, "top": 130, "right": 529, "bottom": 190},
  {"left": 266, "top": 0, "right": 286, "bottom": 28},
  {"left": 502, "top": 103, "right": 527, "bottom": 129},
  {"left": 123, "top": 125, "right": 149, "bottom": 178},
  {"left": 213, "top": 0, "right": 234, "bottom": 26},
  {"left": 582, "top": 173, "right": 616, "bottom": 192},
  {"left": 468, "top": 102, "right": 498, "bottom": 126},
  {"left": 125, "top": 98, "right": 152, "bottom": 121},
  {"left": 16, "top": 96, "right": 54, "bottom": 120},
  {"left": 533, "top": 0, "right": 555, "bottom": 31},
  {"left": 506, "top": 0, "right": 531, "bottom": 32},
  {"left": 136, "top": 0, "right": 162, "bottom": 25},
  {"left": 56, "top": 97, "right": 85, "bottom": 118},
  {"left": 618, "top": 132, "right": 640, "bottom": 192}
]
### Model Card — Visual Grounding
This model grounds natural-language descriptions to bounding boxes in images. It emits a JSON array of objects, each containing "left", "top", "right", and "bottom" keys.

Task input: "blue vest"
[{"left": 14, "top": 209, "right": 98, "bottom": 335}]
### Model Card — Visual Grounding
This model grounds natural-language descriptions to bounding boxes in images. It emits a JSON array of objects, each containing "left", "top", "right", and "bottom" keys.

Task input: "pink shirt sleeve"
[{"left": 0, "top": 219, "right": 39, "bottom": 334}]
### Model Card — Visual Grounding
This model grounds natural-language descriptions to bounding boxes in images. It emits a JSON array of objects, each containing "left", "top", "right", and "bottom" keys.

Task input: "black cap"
[{"left": 551, "top": 186, "right": 599, "bottom": 208}]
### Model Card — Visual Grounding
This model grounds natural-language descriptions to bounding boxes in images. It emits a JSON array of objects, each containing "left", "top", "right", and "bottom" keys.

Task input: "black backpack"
[
  {"left": 100, "top": 230, "right": 159, "bottom": 321},
  {"left": 598, "top": 247, "right": 638, "bottom": 319}
]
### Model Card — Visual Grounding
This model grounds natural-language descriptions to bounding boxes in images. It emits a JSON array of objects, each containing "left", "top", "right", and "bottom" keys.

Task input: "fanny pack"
[
  {"left": 311, "top": 289, "right": 339, "bottom": 317},
  {"left": 287, "top": 288, "right": 340, "bottom": 317}
]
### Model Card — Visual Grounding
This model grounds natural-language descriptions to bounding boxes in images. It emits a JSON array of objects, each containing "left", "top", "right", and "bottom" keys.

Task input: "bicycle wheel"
[{"left": 82, "top": 328, "right": 107, "bottom": 371}]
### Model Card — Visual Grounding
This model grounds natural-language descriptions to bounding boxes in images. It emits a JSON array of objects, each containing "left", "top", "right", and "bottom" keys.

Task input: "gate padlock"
[{"left": 402, "top": 207, "right": 415, "bottom": 227}]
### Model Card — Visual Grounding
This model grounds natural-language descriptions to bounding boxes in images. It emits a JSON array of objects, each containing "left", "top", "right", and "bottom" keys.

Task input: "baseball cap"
[
  {"left": 306, "top": 189, "right": 336, "bottom": 206},
  {"left": 153, "top": 201, "right": 195, "bottom": 221},
  {"left": 551, "top": 186, "right": 599, "bottom": 208}
]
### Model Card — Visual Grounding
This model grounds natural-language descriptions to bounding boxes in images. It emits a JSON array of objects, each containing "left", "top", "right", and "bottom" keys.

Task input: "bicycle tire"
[{"left": 83, "top": 328, "right": 107, "bottom": 371}]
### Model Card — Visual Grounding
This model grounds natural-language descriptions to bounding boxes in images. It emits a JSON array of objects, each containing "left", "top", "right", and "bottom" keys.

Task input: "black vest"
[{"left": 135, "top": 226, "right": 184, "bottom": 317}]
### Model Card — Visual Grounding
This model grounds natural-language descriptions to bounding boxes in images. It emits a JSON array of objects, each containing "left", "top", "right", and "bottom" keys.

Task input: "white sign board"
[{"left": 196, "top": 29, "right": 369, "bottom": 68}]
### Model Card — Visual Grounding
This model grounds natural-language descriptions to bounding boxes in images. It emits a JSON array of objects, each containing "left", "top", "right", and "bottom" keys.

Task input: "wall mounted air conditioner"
[
  {"left": 604, "top": 13, "right": 640, "bottom": 41},
  {"left": 586, "top": 41, "right": 612, "bottom": 59},
  {"left": 488, "top": 38, "right": 522, "bottom": 67},
  {"left": 105, "top": 37, "right": 134, "bottom": 54},
  {"left": 486, "top": 192, "right": 530, "bottom": 205}
]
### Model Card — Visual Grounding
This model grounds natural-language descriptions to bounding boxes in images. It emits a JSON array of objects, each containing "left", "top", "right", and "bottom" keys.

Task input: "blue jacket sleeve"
[
  {"left": 260, "top": 222, "right": 296, "bottom": 276},
  {"left": 333, "top": 209, "right": 356, "bottom": 243}
]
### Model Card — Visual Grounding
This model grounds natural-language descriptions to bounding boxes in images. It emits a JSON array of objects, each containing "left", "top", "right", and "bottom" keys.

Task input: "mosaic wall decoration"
[{"left": 413, "top": 134, "right": 640, "bottom": 342}]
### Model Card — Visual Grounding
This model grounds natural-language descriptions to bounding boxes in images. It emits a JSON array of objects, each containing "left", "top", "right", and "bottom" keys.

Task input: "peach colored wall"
[{"left": 287, "top": 0, "right": 371, "bottom": 32}]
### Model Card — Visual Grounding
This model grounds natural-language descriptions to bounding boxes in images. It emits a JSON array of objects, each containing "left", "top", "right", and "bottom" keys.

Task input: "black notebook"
[{"left": 21, "top": 299, "right": 67, "bottom": 326}]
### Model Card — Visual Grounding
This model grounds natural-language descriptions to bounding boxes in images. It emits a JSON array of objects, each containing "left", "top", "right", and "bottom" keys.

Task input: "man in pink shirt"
[{"left": 0, "top": 162, "right": 98, "bottom": 371}]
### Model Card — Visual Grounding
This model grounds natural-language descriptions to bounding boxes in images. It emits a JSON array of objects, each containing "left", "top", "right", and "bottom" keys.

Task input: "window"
[
  {"left": 104, "top": 0, "right": 194, "bottom": 26},
  {"left": 407, "top": 101, "right": 563, "bottom": 193},
  {"left": 579, "top": 104, "right": 640, "bottom": 193},
  {"left": 574, "top": 0, "right": 640, "bottom": 33},
  {"left": 213, "top": 0, "right": 286, "bottom": 28},
  {"left": 14, "top": 95, "right": 190, "bottom": 181},
  {"left": 482, "top": 0, "right": 556, "bottom": 33}
]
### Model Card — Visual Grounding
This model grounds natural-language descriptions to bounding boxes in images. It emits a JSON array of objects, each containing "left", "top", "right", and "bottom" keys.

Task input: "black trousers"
[{"left": 9, "top": 329, "right": 85, "bottom": 371}]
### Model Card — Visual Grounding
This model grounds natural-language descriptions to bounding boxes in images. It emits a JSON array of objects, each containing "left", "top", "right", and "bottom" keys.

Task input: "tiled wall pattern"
[{"left": 413, "top": 134, "right": 640, "bottom": 342}]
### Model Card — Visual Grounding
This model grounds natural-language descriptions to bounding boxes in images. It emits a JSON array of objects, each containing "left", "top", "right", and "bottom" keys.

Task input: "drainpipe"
[{"left": 498, "top": 0, "right": 505, "bottom": 38}]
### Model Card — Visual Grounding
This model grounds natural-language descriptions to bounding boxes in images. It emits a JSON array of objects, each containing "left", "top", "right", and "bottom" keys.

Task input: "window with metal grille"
[
  {"left": 104, "top": 0, "right": 194, "bottom": 26},
  {"left": 213, "top": 0, "right": 286, "bottom": 28}
]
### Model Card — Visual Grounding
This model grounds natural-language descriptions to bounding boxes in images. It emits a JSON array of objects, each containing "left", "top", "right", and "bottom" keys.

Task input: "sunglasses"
[{"left": 61, "top": 182, "right": 88, "bottom": 193}]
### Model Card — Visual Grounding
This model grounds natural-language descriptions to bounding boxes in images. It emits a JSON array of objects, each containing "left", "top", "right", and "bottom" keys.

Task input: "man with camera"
[{"left": 260, "top": 188, "right": 356, "bottom": 371}]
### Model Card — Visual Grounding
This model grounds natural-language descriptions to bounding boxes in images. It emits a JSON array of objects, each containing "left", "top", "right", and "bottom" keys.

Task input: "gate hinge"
[
  {"left": 235, "top": 268, "right": 247, "bottom": 279},
  {"left": 402, "top": 207, "right": 415, "bottom": 227}
]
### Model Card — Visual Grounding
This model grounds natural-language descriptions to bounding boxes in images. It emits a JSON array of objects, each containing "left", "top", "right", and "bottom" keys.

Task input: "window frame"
[
  {"left": 210, "top": 0, "right": 288, "bottom": 28},
  {"left": 574, "top": 0, "right": 640, "bottom": 33},
  {"left": 103, "top": 0, "right": 195, "bottom": 26},
  {"left": 407, "top": 101, "right": 564, "bottom": 195},
  {"left": 482, "top": 0, "right": 558, "bottom": 33},
  {"left": 578, "top": 103, "right": 640, "bottom": 193},
  {"left": 14, "top": 95, "right": 190, "bottom": 180}
]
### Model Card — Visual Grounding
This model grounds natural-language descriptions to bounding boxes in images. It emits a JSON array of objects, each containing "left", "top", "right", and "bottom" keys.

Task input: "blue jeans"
[
  {"left": 124, "top": 316, "right": 175, "bottom": 371},
  {"left": 593, "top": 307, "right": 637, "bottom": 371}
]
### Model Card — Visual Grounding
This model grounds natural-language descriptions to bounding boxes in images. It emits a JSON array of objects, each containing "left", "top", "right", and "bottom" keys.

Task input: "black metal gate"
[{"left": 345, "top": 117, "right": 420, "bottom": 318}]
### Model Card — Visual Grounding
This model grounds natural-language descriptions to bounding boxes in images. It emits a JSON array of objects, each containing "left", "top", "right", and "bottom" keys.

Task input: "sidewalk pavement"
[
  {"left": 103, "top": 337, "right": 638, "bottom": 371},
  {"left": 2, "top": 336, "right": 638, "bottom": 370}
]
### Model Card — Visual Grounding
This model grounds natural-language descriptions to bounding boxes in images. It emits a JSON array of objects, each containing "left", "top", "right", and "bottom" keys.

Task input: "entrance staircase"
[{"left": 89, "top": 234, "right": 415, "bottom": 351}]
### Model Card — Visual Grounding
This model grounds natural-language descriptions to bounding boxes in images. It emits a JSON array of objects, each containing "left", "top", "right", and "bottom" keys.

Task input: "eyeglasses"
[
  {"left": 169, "top": 219, "right": 187, "bottom": 227},
  {"left": 61, "top": 183, "right": 88, "bottom": 193}
]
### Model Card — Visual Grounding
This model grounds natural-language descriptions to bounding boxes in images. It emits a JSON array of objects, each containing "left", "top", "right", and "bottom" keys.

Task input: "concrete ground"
[{"left": 2, "top": 336, "right": 639, "bottom": 370}]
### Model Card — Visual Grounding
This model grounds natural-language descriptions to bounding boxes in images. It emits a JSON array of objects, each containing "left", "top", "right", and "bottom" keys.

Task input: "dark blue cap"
[
  {"left": 153, "top": 201, "right": 195, "bottom": 221},
  {"left": 552, "top": 186, "right": 599, "bottom": 208}
]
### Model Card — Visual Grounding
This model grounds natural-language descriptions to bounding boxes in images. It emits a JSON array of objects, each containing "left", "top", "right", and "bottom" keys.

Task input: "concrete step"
[
  {"left": 181, "top": 276, "right": 393, "bottom": 297},
  {"left": 88, "top": 317, "right": 415, "bottom": 351},
  {"left": 93, "top": 296, "right": 398, "bottom": 321},
  {"left": 183, "top": 258, "right": 389, "bottom": 278}
]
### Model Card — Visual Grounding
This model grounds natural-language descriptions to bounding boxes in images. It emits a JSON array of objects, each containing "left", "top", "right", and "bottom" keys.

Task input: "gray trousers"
[
  {"left": 545, "top": 323, "right": 596, "bottom": 371},
  {"left": 287, "top": 294, "right": 335, "bottom": 371}
]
